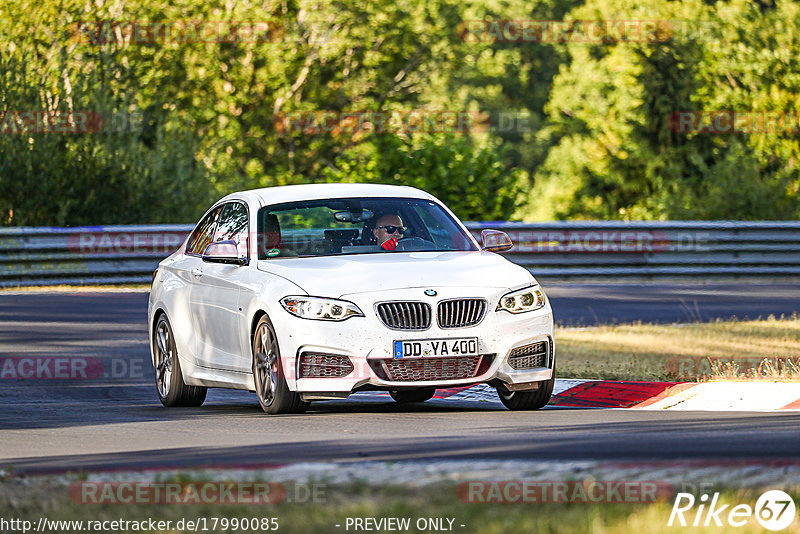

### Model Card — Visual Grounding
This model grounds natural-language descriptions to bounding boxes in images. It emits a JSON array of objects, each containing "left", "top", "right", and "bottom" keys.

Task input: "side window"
[
  {"left": 214, "top": 202, "right": 249, "bottom": 256},
  {"left": 186, "top": 206, "right": 222, "bottom": 255}
]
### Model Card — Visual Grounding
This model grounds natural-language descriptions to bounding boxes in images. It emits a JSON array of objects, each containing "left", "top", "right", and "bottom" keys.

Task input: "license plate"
[{"left": 393, "top": 337, "right": 479, "bottom": 359}]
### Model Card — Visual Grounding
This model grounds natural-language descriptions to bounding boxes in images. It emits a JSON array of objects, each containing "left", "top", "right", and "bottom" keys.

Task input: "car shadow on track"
[
  {"left": 0, "top": 384, "right": 516, "bottom": 431},
  {"left": 3, "top": 380, "right": 599, "bottom": 431}
]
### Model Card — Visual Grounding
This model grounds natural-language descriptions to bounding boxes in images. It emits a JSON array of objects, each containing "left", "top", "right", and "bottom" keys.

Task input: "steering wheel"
[{"left": 394, "top": 236, "right": 435, "bottom": 251}]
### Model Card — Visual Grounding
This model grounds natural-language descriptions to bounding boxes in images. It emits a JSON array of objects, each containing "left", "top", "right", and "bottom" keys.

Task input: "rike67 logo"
[{"left": 668, "top": 490, "right": 796, "bottom": 530}]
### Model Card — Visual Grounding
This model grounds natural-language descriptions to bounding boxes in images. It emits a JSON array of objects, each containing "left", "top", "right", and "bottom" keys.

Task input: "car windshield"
[{"left": 257, "top": 197, "right": 478, "bottom": 259}]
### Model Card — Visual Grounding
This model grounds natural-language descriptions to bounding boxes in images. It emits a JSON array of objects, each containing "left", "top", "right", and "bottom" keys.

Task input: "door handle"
[{"left": 191, "top": 267, "right": 203, "bottom": 278}]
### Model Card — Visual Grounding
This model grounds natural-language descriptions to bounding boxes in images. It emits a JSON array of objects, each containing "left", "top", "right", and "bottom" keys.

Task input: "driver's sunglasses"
[{"left": 377, "top": 225, "right": 408, "bottom": 234}]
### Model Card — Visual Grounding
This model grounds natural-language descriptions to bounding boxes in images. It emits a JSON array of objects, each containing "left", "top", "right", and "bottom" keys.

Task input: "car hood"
[{"left": 256, "top": 251, "right": 533, "bottom": 297}]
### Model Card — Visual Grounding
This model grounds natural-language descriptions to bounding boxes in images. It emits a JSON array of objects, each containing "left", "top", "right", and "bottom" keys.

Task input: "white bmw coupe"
[{"left": 148, "top": 184, "right": 555, "bottom": 413}]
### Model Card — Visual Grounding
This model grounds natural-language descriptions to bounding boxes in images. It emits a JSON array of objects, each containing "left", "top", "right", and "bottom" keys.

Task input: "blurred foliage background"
[{"left": 1, "top": 0, "right": 799, "bottom": 225}]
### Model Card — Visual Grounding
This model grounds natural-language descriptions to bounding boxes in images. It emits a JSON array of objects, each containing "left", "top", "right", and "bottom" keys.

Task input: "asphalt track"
[{"left": 1, "top": 284, "right": 799, "bottom": 475}]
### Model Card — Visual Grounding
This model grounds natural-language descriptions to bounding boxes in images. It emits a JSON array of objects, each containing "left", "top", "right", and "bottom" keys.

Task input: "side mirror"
[
  {"left": 481, "top": 229, "right": 513, "bottom": 253},
  {"left": 202, "top": 240, "right": 248, "bottom": 266}
]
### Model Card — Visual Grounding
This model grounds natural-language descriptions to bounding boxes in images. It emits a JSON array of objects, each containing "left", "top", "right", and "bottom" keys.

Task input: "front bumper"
[{"left": 270, "top": 286, "right": 555, "bottom": 395}]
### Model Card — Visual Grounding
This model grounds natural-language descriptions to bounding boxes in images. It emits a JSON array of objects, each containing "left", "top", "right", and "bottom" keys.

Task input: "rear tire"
[
  {"left": 252, "top": 315, "right": 308, "bottom": 414},
  {"left": 153, "top": 314, "right": 207, "bottom": 407},
  {"left": 496, "top": 373, "right": 555, "bottom": 411},
  {"left": 390, "top": 388, "right": 436, "bottom": 403}
]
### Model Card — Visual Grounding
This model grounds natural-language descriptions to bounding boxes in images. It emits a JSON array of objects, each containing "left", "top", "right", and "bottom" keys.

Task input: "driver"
[{"left": 372, "top": 214, "right": 407, "bottom": 251}]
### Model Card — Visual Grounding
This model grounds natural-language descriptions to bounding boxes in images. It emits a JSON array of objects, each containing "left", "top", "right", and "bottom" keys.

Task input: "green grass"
[{"left": 556, "top": 316, "right": 800, "bottom": 381}]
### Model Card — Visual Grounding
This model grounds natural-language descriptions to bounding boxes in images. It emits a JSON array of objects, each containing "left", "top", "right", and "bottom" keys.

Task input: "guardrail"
[
  {"left": 465, "top": 221, "right": 800, "bottom": 278},
  {"left": 0, "top": 221, "right": 798, "bottom": 286},
  {"left": 0, "top": 225, "right": 192, "bottom": 287}
]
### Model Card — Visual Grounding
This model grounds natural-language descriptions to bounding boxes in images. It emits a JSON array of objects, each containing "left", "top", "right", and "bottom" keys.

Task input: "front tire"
[
  {"left": 252, "top": 315, "right": 308, "bottom": 414},
  {"left": 496, "top": 373, "right": 555, "bottom": 411},
  {"left": 153, "top": 314, "right": 207, "bottom": 407},
  {"left": 390, "top": 388, "right": 436, "bottom": 403}
]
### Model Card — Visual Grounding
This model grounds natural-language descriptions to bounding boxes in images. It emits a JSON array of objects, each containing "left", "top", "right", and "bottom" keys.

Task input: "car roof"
[{"left": 219, "top": 183, "right": 437, "bottom": 207}]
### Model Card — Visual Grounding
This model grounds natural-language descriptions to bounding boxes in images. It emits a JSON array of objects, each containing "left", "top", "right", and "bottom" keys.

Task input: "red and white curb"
[
  {"left": 632, "top": 382, "right": 800, "bottom": 411},
  {"left": 346, "top": 380, "right": 800, "bottom": 411}
]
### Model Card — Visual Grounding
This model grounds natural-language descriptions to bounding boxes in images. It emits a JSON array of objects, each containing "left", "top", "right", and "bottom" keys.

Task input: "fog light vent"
[
  {"left": 299, "top": 352, "right": 354, "bottom": 378},
  {"left": 507, "top": 341, "right": 549, "bottom": 370}
]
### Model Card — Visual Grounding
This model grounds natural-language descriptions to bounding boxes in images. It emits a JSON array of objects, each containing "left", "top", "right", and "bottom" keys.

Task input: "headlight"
[
  {"left": 496, "top": 285, "right": 546, "bottom": 314},
  {"left": 280, "top": 296, "right": 364, "bottom": 321}
]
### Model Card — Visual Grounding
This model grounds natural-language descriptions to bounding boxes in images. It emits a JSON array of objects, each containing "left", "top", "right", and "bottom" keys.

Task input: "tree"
[{"left": 525, "top": 0, "right": 800, "bottom": 220}]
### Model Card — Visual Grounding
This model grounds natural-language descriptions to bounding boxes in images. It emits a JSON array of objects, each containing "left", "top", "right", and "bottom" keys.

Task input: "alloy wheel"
[
  {"left": 254, "top": 323, "right": 279, "bottom": 407},
  {"left": 154, "top": 318, "right": 173, "bottom": 397}
]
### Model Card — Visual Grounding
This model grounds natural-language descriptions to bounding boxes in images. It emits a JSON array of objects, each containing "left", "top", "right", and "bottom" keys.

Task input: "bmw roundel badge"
[{"left": 424, "top": 289, "right": 437, "bottom": 297}]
